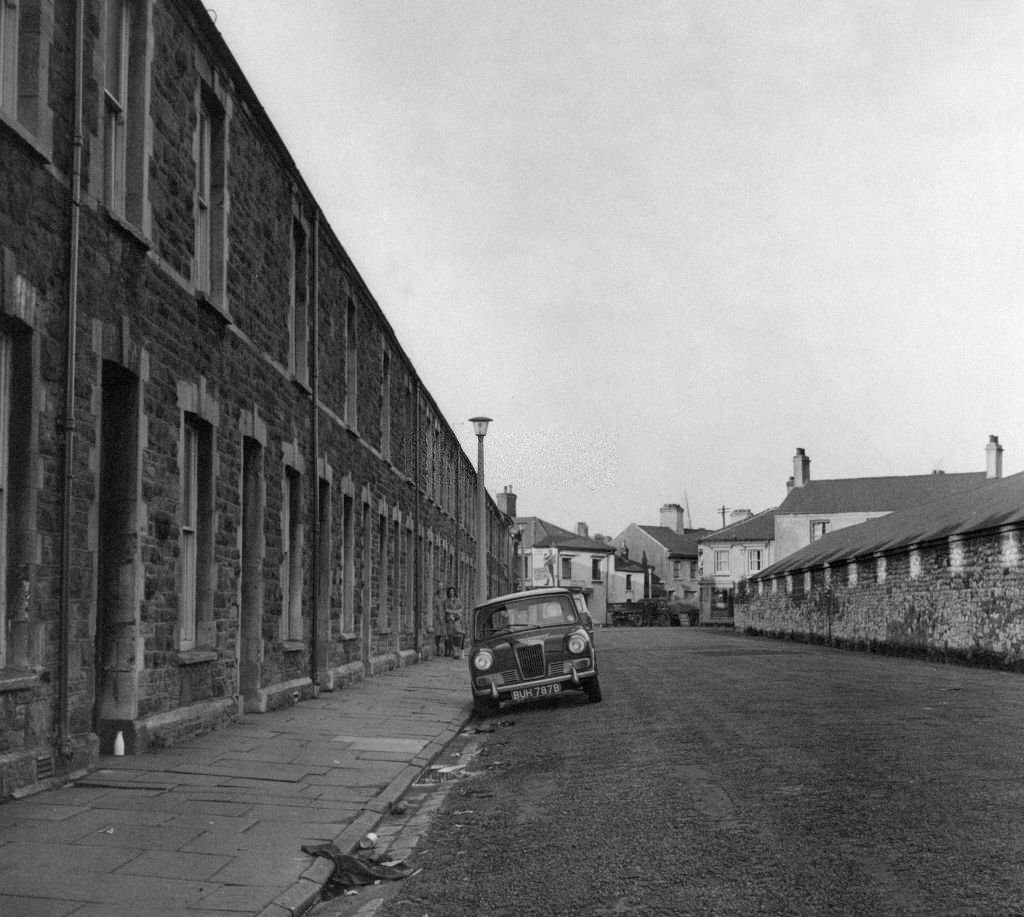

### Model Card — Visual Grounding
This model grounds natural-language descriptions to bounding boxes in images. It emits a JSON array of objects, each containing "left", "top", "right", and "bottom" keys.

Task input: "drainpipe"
[
  {"left": 453, "top": 452, "right": 459, "bottom": 600},
  {"left": 309, "top": 210, "right": 320, "bottom": 691},
  {"left": 59, "top": 0, "right": 86, "bottom": 759},
  {"left": 413, "top": 381, "right": 422, "bottom": 654}
]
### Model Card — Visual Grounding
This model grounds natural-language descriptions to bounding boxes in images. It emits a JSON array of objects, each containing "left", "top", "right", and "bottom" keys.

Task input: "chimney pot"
[
  {"left": 659, "top": 503, "right": 686, "bottom": 533},
  {"left": 986, "top": 435, "right": 1004, "bottom": 480},
  {"left": 792, "top": 448, "right": 811, "bottom": 488}
]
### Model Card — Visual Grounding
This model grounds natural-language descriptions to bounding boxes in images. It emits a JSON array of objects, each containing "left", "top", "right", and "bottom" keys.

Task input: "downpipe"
[{"left": 59, "top": 0, "right": 85, "bottom": 760}]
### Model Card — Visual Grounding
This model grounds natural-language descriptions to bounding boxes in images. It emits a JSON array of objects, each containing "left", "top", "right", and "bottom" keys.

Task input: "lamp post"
[{"left": 469, "top": 416, "right": 492, "bottom": 607}]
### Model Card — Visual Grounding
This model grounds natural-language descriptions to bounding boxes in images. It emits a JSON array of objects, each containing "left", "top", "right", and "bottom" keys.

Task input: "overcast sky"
[{"left": 210, "top": 1, "right": 1024, "bottom": 536}]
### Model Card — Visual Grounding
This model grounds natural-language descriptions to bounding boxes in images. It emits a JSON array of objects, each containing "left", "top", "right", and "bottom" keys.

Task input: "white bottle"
[{"left": 113, "top": 731, "right": 125, "bottom": 756}]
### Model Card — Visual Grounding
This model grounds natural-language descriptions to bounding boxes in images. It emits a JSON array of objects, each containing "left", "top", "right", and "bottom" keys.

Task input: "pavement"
[{"left": 0, "top": 654, "right": 474, "bottom": 917}]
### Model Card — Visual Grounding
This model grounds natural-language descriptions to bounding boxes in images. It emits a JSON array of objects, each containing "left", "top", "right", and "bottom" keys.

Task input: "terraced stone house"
[{"left": 0, "top": 0, "right": 514, "bottom": 800}]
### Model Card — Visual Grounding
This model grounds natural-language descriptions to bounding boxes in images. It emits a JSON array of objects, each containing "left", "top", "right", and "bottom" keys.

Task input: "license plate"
[{"left": 511, "top": 683, "right": 562, "bottom": 702}]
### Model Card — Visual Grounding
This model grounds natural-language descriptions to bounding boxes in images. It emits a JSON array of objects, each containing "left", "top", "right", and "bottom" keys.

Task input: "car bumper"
[{"left": 472, "top": 661, "right": 597, "bottom": 700}]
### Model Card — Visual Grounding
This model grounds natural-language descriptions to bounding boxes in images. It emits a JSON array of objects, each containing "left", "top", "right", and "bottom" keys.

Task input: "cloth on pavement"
[{"left": 301, "top": 842, "right": 416, "bottom": 888}]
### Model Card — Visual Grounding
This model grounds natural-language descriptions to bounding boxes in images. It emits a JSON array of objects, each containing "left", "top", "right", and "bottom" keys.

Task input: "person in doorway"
[
  {"left": 433, "top": 589, "right": 447, "bottom": 657},
  {"left": 444, "top": 587, "right": 465, "bottom": 659}
]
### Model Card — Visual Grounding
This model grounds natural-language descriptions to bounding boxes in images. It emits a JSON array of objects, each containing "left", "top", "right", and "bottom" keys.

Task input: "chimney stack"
[
  {"left": 576, "top": 522, "right": 589, "bottom": 538},
  {"left": 659, "top": 503, "right": 686, "bottom": 533},
  {"left": 793, "top": 448, "right": 811, "bottom": 488},
  {"left": 495, "top": 485, "right": 517, "bottom": 519},
  {"left": 986, "top": 435, "right": 1003, "bottom": 480}
]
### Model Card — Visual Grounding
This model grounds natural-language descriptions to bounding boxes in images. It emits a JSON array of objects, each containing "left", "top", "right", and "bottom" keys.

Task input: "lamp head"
[{"left": 469, "top": 416, "right": 492, "bottom": 438}]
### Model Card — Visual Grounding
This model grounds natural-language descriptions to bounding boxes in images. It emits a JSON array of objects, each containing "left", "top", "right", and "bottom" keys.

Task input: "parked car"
[{"left": 468, "top": 587, "right": 602, "bottom": 717}]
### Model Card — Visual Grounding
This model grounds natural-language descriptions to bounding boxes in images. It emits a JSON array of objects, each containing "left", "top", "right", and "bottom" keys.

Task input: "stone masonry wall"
[
  {"left": 0, "top": 0, "right": 513, "bottom": 798},
  {"left": 735, "top": 526, "right": 1024, "bottom": 668}
]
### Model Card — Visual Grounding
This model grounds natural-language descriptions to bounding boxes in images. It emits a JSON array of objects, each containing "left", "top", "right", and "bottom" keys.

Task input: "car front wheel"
[{"left": 583, "top": 675, "right": 603, "bottom": 704}]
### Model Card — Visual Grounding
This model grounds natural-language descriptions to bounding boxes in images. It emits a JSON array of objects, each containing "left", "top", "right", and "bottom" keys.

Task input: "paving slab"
[{"left": 0, "top": 655, "right": 471, "bottom": 916}]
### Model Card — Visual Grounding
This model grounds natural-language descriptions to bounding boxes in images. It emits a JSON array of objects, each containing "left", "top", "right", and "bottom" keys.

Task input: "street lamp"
[{"left": 469, "top": 416, "right": 492, "bottom": 607}]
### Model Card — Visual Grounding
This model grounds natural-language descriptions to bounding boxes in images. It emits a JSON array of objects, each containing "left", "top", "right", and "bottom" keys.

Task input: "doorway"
[
  {"left": 239, "top": 437, "right": 264, "bottom": 711},
  {"left": 94, "top": 363, "right": 140, "bottom": 752}
]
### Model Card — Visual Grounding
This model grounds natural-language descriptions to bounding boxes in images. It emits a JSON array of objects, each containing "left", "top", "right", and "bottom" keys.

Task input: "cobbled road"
[{"left": 369, "top": 627, "right": 1024, "bottom": 917}]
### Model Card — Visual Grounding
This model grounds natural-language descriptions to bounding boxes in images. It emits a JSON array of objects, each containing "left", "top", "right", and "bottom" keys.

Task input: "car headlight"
[
  {"left": 472, "top": 648, "right": 494, "bottom": 671},
  {"left": 567, "top": 632, "right": 589, "bottom": 655}
]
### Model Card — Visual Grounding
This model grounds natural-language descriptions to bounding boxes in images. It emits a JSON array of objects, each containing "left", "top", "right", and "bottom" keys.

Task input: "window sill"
[
  {"left": 282, "top": 641, "right": 305, "bottom": 653},
  {"left": 196, "top": 291, "right": 232, "bottom": 326},
  {"left": 177, "top": 649, "right": 218, "bottom": 666},
  {"left": 0, "top": 670, "right": 40, "bottom": 693},
  {"left": 102, "top": 207, "right": 152, "bottom": 251},
  {"left": 0, "top": 112, "right": 51, "bottom": 164}
]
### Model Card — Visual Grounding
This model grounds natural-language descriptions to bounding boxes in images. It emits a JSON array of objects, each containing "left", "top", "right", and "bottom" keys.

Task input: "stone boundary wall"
[{"left": 735, "top": 525, "right": 1024, "bottom": 669}]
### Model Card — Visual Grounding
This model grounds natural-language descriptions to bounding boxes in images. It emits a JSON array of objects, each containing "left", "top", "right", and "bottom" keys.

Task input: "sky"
[{"left": 210, "top": 1, "right": 1024, "bottom": 536}]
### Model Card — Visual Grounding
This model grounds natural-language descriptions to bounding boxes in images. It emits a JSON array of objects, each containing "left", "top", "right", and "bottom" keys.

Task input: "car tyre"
[
  {"left": 583, "top": 675, "right": 603, "bottom": 704},
  {"left": 474, "top": 696, "right": 501, "bottom": 717}
]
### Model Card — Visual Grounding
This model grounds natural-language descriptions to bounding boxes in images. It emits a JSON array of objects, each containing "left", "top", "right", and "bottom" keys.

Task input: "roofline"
[{"left": 751, "top": 516, "right": 1022, "bottom": 581}]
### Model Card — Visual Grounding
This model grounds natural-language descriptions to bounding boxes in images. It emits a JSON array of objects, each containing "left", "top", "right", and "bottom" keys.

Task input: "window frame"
[
  {"left": 0, "top": 0, "right": 18, "bottom": 116},
  {"left": 100, "top": 0, "right": 150, "bottom": 228},
  {"left": 714, "top": 549, "right": 730, "bottom": 575},
  {"left": 290, "top": 213, "right": 310, "bottom": 385},
  {"left": 282, "top": 466, "right": 304, "bottom": 641},
  {"left": 381, "top": 348, "right": 391, "bottom": 460},
  {"left": 102, "top": 0, "right": 131, "bottom": 215},
  {"left": 179, "top": 418, "right": 199, "bottom": 649},
  {"left": 194, "top": 99, "right": 212, "bottom": 291},
  {"left": 344, "top": 298, "right": 358, "bottom": 429}
]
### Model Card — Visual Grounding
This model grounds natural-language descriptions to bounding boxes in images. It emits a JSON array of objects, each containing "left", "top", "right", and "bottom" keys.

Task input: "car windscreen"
[{"left": 475, "top": 596, "right": 578, "bottom": 639}]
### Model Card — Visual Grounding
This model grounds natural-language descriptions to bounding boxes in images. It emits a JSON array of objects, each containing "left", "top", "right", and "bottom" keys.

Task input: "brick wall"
[{"left": 735, "top": 526, "right": 1024, "bottom": 668}]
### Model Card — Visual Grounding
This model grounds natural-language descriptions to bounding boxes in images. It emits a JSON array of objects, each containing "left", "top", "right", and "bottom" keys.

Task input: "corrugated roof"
[
  {"left": 516, "top": 516, "right": 614, "bottom": 553},
  {"left": 698, "top": 508, "right": 777, "bottom": 543},
  {"left": 754, "top": 471, "right": 1024, "bottom": 578},
  {"left": 777, "top": 472, "right": 987, "bottom": 515},
  {"left": 637, "top": 526, "right": 710, "bottom": 556}
]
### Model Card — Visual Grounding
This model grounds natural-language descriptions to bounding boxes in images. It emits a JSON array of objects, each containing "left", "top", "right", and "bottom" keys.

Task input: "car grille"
[{"left": 514, "top": 643, "right": 545, "bottom": 679}]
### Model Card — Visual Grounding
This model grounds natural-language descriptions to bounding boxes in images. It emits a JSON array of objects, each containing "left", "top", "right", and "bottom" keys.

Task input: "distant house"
[
  {"left": 697, "top": 508, "right": 778, "bottom": 624},
  {"left": 774, "top": 441, "right": 1003, "bottom": 559},
  {"left": 612, "top": 504, "right": 709, "bottom": 605},
  {"left": 607, "top": 553, "right": 649, "bottom": 606},
  {"left": 514, "top": 517, "right": 615, "bottom": 624}
]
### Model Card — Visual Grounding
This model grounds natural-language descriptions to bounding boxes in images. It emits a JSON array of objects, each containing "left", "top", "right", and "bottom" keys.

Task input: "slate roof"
[
  {"left": 698, "top": 508, "right": 777, "bottom": 543},
  {"left": 636, "top": 525, "right": 711, "bottom": 557},
  {"left": 614, "top": 555, "right": 648, "bottom": 573},
  {"left": 516, "top": 517, "right": 614, "bottom": 553},
  {"left": 754, "top": 471, "right": 1024, "bottom": 578},
  {"left": 777, "top": 472, "right": 988, "bottom": 515}
]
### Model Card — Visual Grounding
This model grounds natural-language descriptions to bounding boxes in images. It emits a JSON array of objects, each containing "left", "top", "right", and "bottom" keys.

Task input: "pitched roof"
[
  {"left": 754, "top": 471, "right": 1024, "bottom": 578},
  {"left": 636, "top": 525, "right": 710, "bottom": 557},
  {"left": 614, "top": 555, "right": 648, "bottom": 573},
  {"left": 777, "top": 472, "right": 988, "bottom": 515},
  {"left": 698, "top": 508, "right": 777, "bottom": 544},
  {"left": 516, "top": 516, "right": 614, "bottom": 553}
]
